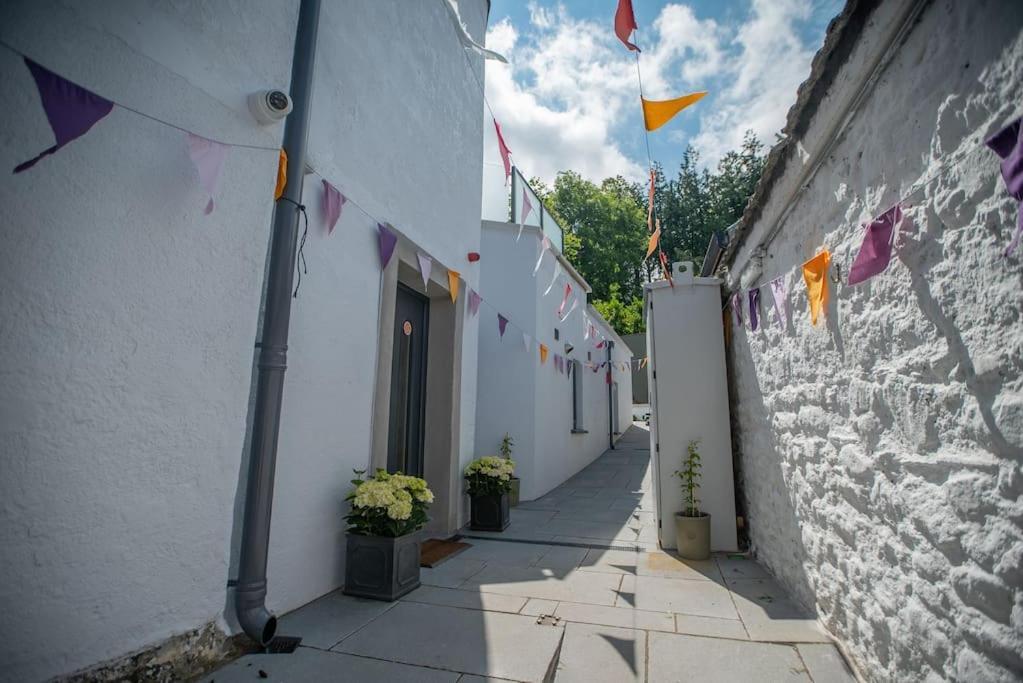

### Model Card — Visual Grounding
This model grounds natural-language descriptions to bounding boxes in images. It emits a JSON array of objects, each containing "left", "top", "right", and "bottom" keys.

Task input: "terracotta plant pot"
[
  {"left": 342, "top": 532, "right": 421, "bottom": 601},
  {"left": 675, "top": 512, "right": 711, "bottom": 560},
  {"left": 470, "top": 492, "right": 510, "bottom": 531}
]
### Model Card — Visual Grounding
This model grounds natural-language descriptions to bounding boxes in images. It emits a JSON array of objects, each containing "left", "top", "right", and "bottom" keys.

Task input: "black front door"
[{"left": 387, "top": 284, "right": 429, "bottom": 477}]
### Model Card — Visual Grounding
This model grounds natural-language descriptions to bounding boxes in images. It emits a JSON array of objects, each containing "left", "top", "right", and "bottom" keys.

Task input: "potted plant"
[
  {"left": 342, "top": 469, "right": 434, "bottom": 601},
  {"left": 500, "top": 433, "right": 521, "bottom": 507},
  {"left": 465, "top": 456, "right": 515, "bottom": 531},
  {"left": 674, "top": 440, "right": 711, "bottom": 560}
]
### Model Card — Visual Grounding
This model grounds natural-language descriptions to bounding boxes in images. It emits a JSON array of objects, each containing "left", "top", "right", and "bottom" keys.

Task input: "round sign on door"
[{"left": 403, "top": 320, "right": 413, "bottom": 336}]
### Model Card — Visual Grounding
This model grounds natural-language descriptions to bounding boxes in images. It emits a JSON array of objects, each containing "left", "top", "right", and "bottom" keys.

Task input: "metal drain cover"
[{"left": 536, "top": 614, "right": 561, "bottom": 626}]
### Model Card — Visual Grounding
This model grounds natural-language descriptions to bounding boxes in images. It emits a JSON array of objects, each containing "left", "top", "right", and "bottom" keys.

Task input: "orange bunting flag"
[
  {"left": 646, "top": 218, "right": 661, "bottom": 259},
  {"left": 539, "top": 344, "right": 549, "bottom": 364},
  {"left": 801, "top": 251, "right": 830, "bottom": 326},
  {"left": 448, "top": 270, "right": 460, "bottom": 303},
  {"left": 642, "top": 92, "right": 707, "bottom": 132},
  {"left": 274, "top": 149, "right": 288, "bottom": 199}
]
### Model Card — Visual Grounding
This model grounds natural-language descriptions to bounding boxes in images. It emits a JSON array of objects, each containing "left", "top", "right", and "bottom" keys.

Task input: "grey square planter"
[
  {"left": 470, "top": 492, "right": 510, "bottom": 531},
  {"left": 342, "top": 532, "right": 421, "bottom": 601}
]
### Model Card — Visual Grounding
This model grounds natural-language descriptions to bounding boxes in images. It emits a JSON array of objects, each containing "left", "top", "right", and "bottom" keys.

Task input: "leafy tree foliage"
[{"left": 528, "top": 131, "right": 765, "bottom": 336}]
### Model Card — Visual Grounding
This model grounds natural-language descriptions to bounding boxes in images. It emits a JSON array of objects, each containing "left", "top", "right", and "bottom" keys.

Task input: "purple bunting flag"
[
  {"left": 847, "top": 205, "right": 902, "bottom": 285},
  {"left": 322, "top": 179, "right": 345, "bottom": 235},
  {"left": 985, "top": 117, "right": 1023, "bottom": 256},
  {"left": 749, "top": 288, "right": 761, "bottom": 331},
  {"left": 769, "top": 276, "right": 787, "bottom": 330},
  {"left": 498, "top": 314, "right": 508, "bottom": 338},
  {"left": 14, "top": 58, "right": 114, "bottom": 173},
  {"left": 378, "top": 223, "right": 398, "bottom": 269},
  {"left": 468, "top": 289, "right": 481, "bottom": 317}
]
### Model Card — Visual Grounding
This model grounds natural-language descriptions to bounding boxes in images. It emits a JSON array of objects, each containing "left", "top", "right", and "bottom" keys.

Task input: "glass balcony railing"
[{"left": 481, "top": 161, "right": 564, "bottom": 254}]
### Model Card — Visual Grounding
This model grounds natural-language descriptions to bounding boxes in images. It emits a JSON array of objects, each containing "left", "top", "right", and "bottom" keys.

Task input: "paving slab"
[
  {"left": 797, "top": 644, "right": 858, "bottom": 682},
  {"left": 463, "top": 565, "right": 623, "bottom": 606},
  {"left": 420, "top": 557, "right": 489, "bottom": 588},
  {"left": 716, "top": 555, "right": 771, "bottom": 580},
  {"left": 274, "top": 590, "right": 397, "bottom": 649},
  {"left": 637, "top": 551, "right": 721, "bottom": 581},
  {"left": 553, "top": 622, "right": 646, "bottom": 683},
  {"left": 618, "top": 574, "right": 739, "bottom": 620},
  {"left": 727, "top": 578, "right": 830, "bottom": 642},
  {"left": 520, "top": 597, "right": 559, "bottom": 616},
  {"left": 674, "top": 613, "right": 750, "bottom": 640},
  {"left": 647, "top": 631, "right": 811, "bottom": 682},
  {"left": 199, "top": 647, "right": 458, "bottom": 682},
  {"left": 554, "top": 601, "right": 675, "bottom": 633},
  {"left": 401, "top": 585, "right": 527, "bottom": 613},
  {"left": 457, "top": 539, "right": 552, "bottom": 567},
  {"left": 333, "top": 601, "right": 563, "bottom": 682},
  {"left": 577, "top": 548, "right": 640, "bottom": 574},
  {"left": 533, "top": 544, "right": 588, "bottom": 569}
]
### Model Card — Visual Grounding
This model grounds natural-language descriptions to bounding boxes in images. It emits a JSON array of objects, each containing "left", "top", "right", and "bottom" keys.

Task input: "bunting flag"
[
  {"left": 518, "top": 187, "right": 534, "bottom": 242},
  {"left": 522, "top": 332, "right": 531, "bottom": 352},
  {"left": 802, "top": 251, "right": 830, "bottom": 326},
  {"left": 659, "top": 249, "right": 674, "bottom": 287},
  {"left": 848, "top": 205, "right": 902, "bottom": 286},
  {"left": 544, "top": 261, "right": 561, "bottom": 296},
  {"left": 592, "top": 362, "right": 600, "bottom": 373},
  {"left": 558, "top": 283, "right": 573, "bottom": 317},
  {"left": 985, "top": 117, "right": 1023, "bottom": 256},
  {"left": 614, "top": 0, "right": 641, "bottom": 52},
  {"left": 494, "top": 118, "right": 513, "bottom": 183},
  {"left": 646, "top": 218, "right": 661, "bottom": 259},
  {"left": 274, "top": 149, "right": 288, "bottom": 200},
  {"left": 539, "top": 344, "right": 549, "bottom": 364},
  {"left": 748, "top": 287, "right": 761, "bottom": 332},
  {"left": 554, "top": 354, "right": 562, "bottom": 373},
  {"left": 646, "top": 168, "right": 656, "bottom": 233},
  {"left": 468, "top": 289, "right": 482, "bottom": 317},
  {"left": 417, "top": 252, "right": 433, "bottom": 290},
  {"left": 187, "top": 133, "right": 229, "bottom": 215},
  {"left": 498, "top": 313, "right": 508, "bottom": 337},
  {"left": 567, "top": 360, "right": 574, "bottom": 379},
  {"left": 731, "top": 292, "right": 743, "bottom": 326},
  {"left": 533, "top": 234, "right": 551, "bottom": 275},
  {"left": 447, "top": 270, "right": 460, "bottom": 302},
  {"left": 14, "top": 58, "right": 115, "bottom": 174},
  {"left": 562, "top": 297, "right": 579, "bottom": 320},
  {"left": 443, "top": 0, "right": 508, "bottom": 62},
  {"left": 596, "top": 340, "right": 605, "bottom": 349},
  {"left": 639, "top": 357, "right": 648, "bottom": 370},
  {"left": 641, "top": 92, "right": 707, "bottom": 132},
  {"left": 322, "top": 179, "right": 345, "bottom": 235},
  {"left": 606, "top": 369, "right": 612, "bottom": 385},
  {"left": 584, "top": 318, "right": 591, "bottom": 339},
  {"left": 769, "top": 276, "right": 787, "bottom": 330},
  {"left": 377, "top": 223, "right": 398, "bottom": 269}
]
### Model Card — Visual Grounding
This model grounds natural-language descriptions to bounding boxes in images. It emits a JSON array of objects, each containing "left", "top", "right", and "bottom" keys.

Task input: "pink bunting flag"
[
  {"left": 554, "top": 354, "right": 561, "bottom": 372},
  {"left": 533, "top": 234, "right": 551, "bottom": 276},
  {"left": 518, "top": 188, "right": 534, "bottom": 242},
  {"left": 416, "top": 252, "right": 432, "bottom": 290},
  {"left": 322, "top": 179, "right": 345, "bottom": 235},
  {"left": 596, "top": 340, "right": 605, "bottom": 349},
  {"left": 187, "top": 133, "right": 229, "bottom": 215},
  {"left": 468, "top": 289, "right": 482, "bottom": 317},
  {"left": 498, "top": 314, "right": 508, "bottom": 338},
  {"left": 769, "top": 276, "right": 787, "bottom": 330},
  {"left": 14, "top": 58, "right": 114, "bottom": 173},
  {"left": 377, "top": 223, "right": 398, "bottom": 269},
  {"left": 558, "top": 283, "right": 573, "bottom": 317},
  {"left": 731, "top": 292, "right": 743, "bottom": 326},
  {"left": 494, "top": 118, "right": 513, "bottom": 182},
  {"left": 848, "top": 205, "right": 902, "bottom": 286}
]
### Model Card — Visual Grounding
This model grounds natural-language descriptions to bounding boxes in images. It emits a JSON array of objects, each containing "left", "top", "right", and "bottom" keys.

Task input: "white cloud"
[{"left": 485, "top": 1, "right": 830, "bottom": 183}]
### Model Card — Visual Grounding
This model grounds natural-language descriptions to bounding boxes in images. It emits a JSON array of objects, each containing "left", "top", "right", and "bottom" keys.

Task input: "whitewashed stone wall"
[{"left": 725, "top": 1, "right": 1023, "bottom": 681}]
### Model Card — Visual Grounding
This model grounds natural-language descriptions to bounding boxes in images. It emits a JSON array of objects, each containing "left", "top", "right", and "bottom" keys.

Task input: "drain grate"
[{"left": 264, "top": 635, "right": 302, "bottom": 654}]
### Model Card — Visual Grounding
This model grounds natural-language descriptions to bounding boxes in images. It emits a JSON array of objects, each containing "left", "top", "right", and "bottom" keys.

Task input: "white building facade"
[{"left": 0, "top": 1, "right": 489, "bottom": 680}]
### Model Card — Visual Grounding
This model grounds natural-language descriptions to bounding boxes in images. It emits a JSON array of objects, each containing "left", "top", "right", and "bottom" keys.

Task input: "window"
[{"left": 572, "top": 360, "right": 585, "bottom": 432}]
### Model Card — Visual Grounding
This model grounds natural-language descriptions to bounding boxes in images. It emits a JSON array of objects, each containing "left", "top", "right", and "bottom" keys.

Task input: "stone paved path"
[{"left": 203, "top": 425, "right": 857, "bottom": 682}]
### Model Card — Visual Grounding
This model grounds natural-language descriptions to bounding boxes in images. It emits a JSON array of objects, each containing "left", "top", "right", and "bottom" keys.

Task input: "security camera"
[{"left": 248, "top": 89, "right": 293, "bottom": 125}]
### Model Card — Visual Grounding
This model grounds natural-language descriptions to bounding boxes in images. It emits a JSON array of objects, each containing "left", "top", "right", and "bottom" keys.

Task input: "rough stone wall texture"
[{"left": 725, "top": 1, "right": 1023, "bottom": 681}]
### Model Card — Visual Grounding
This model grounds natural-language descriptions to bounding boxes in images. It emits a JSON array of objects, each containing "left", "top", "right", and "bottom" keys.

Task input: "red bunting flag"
[{"left": 614, "top": 0, "right": 641, "bottom": 52}]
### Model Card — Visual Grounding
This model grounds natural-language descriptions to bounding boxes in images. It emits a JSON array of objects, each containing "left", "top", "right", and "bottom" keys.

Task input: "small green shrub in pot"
[
  {"left": 465, "top": 456, "right": 515, "bottom": 531},
  {"left": 499, "top": 433, "right": 521, "bottom": 507},
  {"left": 673, "top": 440, "right": 711, "bottom": 560},
  {"left": 342, "top": 469, "right": 433, "bottom": 601}
]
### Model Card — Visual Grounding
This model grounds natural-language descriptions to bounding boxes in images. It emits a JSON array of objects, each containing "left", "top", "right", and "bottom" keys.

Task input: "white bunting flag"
[
  {"left": 544, "top": 261, "right": 561, "bottom": 296},
  {"left": 533, "top": 234, "right": 551, "bottom": 276},
  {"left": 416, "top": 252, "right": 432, "bottom": 290}
]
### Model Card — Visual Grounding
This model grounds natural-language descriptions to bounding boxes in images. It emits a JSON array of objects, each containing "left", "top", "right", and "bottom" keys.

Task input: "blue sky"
[{"left": 482, "top": 0, "right": 841, "bottom": 184}]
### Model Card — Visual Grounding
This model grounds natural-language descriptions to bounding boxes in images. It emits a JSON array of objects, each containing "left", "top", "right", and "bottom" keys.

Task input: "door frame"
[{"left": 387, "top": 282, "right": 429, "bottom": 477}]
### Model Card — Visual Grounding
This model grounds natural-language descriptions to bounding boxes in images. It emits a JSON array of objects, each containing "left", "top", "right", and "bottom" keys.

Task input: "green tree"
[{"left": 591, "top": 283, "right": 644, "bottom": 335}]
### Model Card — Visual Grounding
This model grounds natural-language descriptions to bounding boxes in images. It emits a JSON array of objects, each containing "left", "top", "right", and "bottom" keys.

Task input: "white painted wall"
[
  {"left": 0, "top": 0, "right": 488, "bottom": 679},
  {"left": 645, "top": 263, "right": 738, "bottom": 552},
  {"left": 475, "top": 221, "right": 633, "bottom": 501},
  {"left": 724, "top": 1, "right": 1023, "bottom": 680}
]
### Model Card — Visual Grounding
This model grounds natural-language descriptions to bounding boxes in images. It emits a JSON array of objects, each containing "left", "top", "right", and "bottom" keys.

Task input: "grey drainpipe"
[
  {"left": 235, "top": 0, "right": 321, "bottom": 647},
  {"left": 606, "top": 341, "right": 614, "bottom": 450}
]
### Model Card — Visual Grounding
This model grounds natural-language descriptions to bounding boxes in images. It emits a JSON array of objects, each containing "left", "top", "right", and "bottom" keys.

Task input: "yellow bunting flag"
[
  {"left": 539, "top": 344, "right": 548, "bottom": 364},
  {"left": 274, "top": 149, "right": 288, "bottom": 199},
  {"left": 646, "top": 218, "right": 661, "bottom": 259},
  {"left": 641, "top": 92, "right": 707, "bottom": 132},
  {"left": 801, "top": 251, "right": 830, "bottom": 326},
  {"left": 448, "top": 270, "right": 460, "bottom": 303}
]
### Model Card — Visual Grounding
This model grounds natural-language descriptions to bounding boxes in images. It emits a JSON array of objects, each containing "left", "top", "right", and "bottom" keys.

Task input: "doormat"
[{"left": 420, "top": 538, "right": 471, "bottom": 567}]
